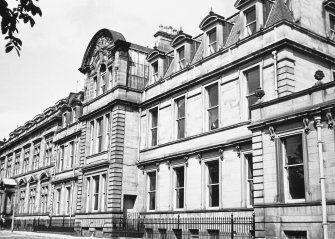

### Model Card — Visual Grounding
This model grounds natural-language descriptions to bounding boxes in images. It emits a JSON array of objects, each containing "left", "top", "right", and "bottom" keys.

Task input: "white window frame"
[
  {"left": 244, "top": 5, "right": 257, "bottom": 37},
  {"left": 207, "top": 27, "right": 217, "bottom": 55},
  {"left": 69, "top": 141, "right": 75, "bottom": 168},
  {"left": 177, "top": 46, "right": 186, "bottom": 70},
  {"left": 241, "top": 63, "right": 262, "bottom": 121},
  {"left": 105, "top": 114, "right": 110, "bottom": 151},
  {"left": 85, "top": 172, "right": 107, "bottom": 213},
  {"left": 174, "top": 95, "right": 186, "bottom": 139},
  {"left": 204, "top": 81, "right": 220, "bottom": 131},
  {"left": 172, "top": 165, "right": 186, "bottom": 210},
  {"left": 65, "top": 186, "right": 71, "bottom": 214},
  {"left": 89, "top": 121, "right": 95, "bottom": 155},
  {"left": 204, "top": 158, "right": 221, "bottom": 209},
  {"left": 147, "top": 170, "right": 157, "bottom": 211},
  {"left": 96, "top": 117, "right": 103, "bottom": 153},
  {"left": 56, "top": 187, "right": 61, "bottom": 215},
  {"left": 152, "top": 61, "right": 159, "bottom": 82},
  {"left": 277, "top": 130, "right": 306, "bottom": 203},
  {"left": 149, "top": 107, "right": 159, "bottom": 147}
]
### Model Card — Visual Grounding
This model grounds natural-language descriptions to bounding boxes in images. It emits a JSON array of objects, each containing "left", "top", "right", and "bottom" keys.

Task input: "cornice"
[{"left": 138, "top": 133, "right": 252, "bottom": 166}]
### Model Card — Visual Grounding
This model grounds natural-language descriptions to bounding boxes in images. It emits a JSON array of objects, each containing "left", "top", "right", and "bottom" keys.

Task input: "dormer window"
[
  {"left": 177, "top": 46, "right": 186, "bottom": 70},
  {"left": 245, "top": 6, "right": 256, "bottom": 36},
  {"left": 152, "top": 61, "right": 159, "bottom": 82},
  {"left": 330, "top": 14, "right": 335, "bottom": 40},
  {"left": 208, "top": 28, "right": 217, "bottom": 54}
]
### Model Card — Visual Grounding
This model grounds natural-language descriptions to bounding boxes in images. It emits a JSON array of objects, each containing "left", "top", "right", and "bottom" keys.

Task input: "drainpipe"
[
  {"left": 315, "top": 115, "right": 328, "bottom": 239},
  {"left": 272, "top": 51, "right": 278, "bottom": 98}
]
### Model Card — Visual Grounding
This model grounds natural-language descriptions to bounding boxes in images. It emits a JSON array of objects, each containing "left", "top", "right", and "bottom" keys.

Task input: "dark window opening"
[{"left": 207, "top": 160, "right": 219, "bottom": 207}]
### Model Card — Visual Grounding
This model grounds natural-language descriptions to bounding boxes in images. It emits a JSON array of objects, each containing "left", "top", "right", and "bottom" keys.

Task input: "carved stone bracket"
[
  {"left": 235, "top": 145, "right": 241, "bottom": 158},
  {"left": 269, "top": 126, "right": 275, "bottom": 141},
  {"left": 139, "top": 165, "right": 145, "bottom": 174},
  {"left": 196, "top": 153, "right": 202, "bottom": 164},
  {"left": 326, "top": 111, "right": 334, "bottom": 129},
  {"left": 167, "top": 160, "right": 171, "bottom": 170},
  {"left": 184, "top": 155, "right": 189, "bottom": 167},
  {"left": 155, "top": 162, "right": 160, "bottom": 172},
  {"left": 219, "top": 149, "right": 224, "bottom": 161},
  {"left": 303, "top": 117, "right": 310, "bottom": 134}
]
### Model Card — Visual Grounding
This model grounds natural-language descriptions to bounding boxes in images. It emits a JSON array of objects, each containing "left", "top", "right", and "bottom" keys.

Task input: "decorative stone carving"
[
  {"left": 303, "top": 117, "right": 310, "bottom": 134},
  {"left": 196, "top": 153, "right": 202, "bottom": 164},
  {"left": 184, "top": 155, "right": 189, "bottom": 166},
  {"left": 219, "top": 149, "right": 224, "bottom": 161},
  {"left": 235, "top": 145, "right": 241, "bottom": 158},
  {"left": 269, "top": 126, "right": 275, "bottom": 141},
  {"left": 326, "top": 111, "right": 334, "bottom": 129}
]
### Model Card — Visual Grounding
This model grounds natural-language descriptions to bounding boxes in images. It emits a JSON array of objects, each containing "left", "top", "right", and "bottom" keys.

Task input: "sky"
[{"left": 0, "top": 0, "right": 237, "bottom": 139}]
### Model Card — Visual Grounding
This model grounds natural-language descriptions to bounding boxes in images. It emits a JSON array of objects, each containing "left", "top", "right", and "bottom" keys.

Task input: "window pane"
[
  {"left": 208, "top": 108, "right": 218, "bottom": 130},
  {"left": 177, "top": 119, "right": 185, "bottom": 139},
  {"left": 246, "top": 7, "right": 256, "bottom": 24},
  {"left": 175, "top": 167, "right": 184, "bottom": 188},
  {"left": 176, "top": 98, "right": 185, "bottom": 118},
  {"left": 209, "top": 185, "right": 219, "bottom": 207},
  {"left": 176, "top": 188, "right": 184, "bottom": 209},
  {"left": 151, "top": 109, "right": 158, "bottom": 127},
  {"left": 149, "top": 172, "right": 156, "bottom": 191},
  {"left": 207, "top": 84, "right": 218, "bottom": 107},
  {"left": 246, "top": 67, "right": 260, "bottom": 94},
  {"left": 288, "top": 166, "right": 305, "bottom": 199},
  {"left": 284, "top": 134, "right": 303, "bottom": 165},
  {"left": 208, "top": 161, "right": 219, "bottom": 184},
  {"left": 208, "top": 30, "right": 216, "bottom": 44},
  {"left": 330, "top": 15, "right": 335, "bottom": 30},
  {"left": 178, "top": 47, "right": 185, "bottom": 59},
  {"left": 149, "top": 192, "right": 155, "bottom": 210},
  {"left": 151, "top": 128, "right": 157, "bottom": 146}
]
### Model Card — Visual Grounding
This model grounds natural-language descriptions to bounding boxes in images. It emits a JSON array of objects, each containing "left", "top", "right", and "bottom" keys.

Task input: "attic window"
[
  {"left": 177, "top": 46, "right": 186, "bottom": 70},
  {"left": 208, "top": 28, "right": 217, "bottom": 54},
  {"left": 245, "top": 6, "right": 256, "bottom": 36},
  {"left": 330, "top": 14, "right": 335, "bottom": 40},
  {"left": 152, "top": 61, "right": 159, "bottom": 82}
]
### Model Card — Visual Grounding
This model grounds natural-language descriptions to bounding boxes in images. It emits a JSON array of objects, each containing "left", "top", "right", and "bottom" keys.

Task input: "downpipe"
[{"left": 315, "top": 115, "right": 328, "bottom": 239}]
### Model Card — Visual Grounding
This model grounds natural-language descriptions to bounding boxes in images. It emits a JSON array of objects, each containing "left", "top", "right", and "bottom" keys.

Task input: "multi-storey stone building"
[{"left": 1, "top": 0, "right": 335, "bottom": 238}]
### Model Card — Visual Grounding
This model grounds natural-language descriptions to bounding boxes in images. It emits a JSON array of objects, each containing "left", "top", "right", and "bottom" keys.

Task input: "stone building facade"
[{"left": 1, "top": 0, "right": 335, "bottom": 238}]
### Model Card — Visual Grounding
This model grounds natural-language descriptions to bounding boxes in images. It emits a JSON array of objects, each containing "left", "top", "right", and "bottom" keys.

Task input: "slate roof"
[
  {"left": 155, "top": 0, "right": 295, "bottom": 80},
  {"left": 265, "top": 0, "right": 294, "bottom": 27}
]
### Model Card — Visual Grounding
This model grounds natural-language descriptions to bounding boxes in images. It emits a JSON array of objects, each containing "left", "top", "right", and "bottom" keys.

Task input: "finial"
[
  {"left": 179, "top": 27, "right": 183, "bottom": 34},
  {"left": 210, "top": 7, "right": 213, "bottom": 14}
]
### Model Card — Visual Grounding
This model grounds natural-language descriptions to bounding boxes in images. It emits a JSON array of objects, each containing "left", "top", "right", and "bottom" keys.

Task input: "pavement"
[{"left": 0, "top": 230, "right": 93, "bottom": 239}]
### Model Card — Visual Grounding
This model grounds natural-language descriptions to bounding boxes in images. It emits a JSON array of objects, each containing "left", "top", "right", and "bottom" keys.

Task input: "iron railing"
[
  {"left": 13, "top": 217, "right": 75, "bottom": 232},
  {"left": 111, "top": 213, "right": 255, "bottom": 239}
]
